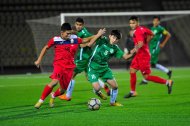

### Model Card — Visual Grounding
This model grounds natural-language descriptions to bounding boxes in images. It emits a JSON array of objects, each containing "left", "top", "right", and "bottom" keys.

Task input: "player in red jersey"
[
  {"left": 124, "top": 16, "right": 173, "bottom": 98},
  {"left": 34, "top": 23, "right": 105, "bottom": 109}
]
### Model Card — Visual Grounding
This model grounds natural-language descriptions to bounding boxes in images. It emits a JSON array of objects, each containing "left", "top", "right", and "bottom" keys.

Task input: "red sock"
[
  {"left": 146, "top": 75, "right": 167, "bottom": 84},
  {"left": 53, "top": 88, "right": 63, "bottom": 97},
  {"left": 40, "top": 85, "right": 53, "bottom": 100},
  {"left": 130, "top": 73, "right": 136, "bottom": 92}
]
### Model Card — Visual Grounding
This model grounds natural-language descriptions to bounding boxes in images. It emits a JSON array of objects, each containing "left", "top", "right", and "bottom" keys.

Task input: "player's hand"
[
  {"left": 97, "top": 28, "right": 106, "bottom": 36},
  {"left": 34, "top": 60, "right": 40, "bottom": 68},
  {"left": 159, "top": 43, "right": 165, "bottom": 48}
]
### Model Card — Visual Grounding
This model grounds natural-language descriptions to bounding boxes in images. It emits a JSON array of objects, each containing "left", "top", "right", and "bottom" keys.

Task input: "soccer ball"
[{"left": 88, "top": 98, "right": 101, "bottom": 110}]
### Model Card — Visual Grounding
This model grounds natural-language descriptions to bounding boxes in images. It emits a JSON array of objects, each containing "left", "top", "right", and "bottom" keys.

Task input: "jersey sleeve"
[
  {"left": 146, "top": 28, "right": 154, "bottom": 36},
  {"left": 47, "top": 37, "right": 54, "bottom": 48},
  {"left": 96, "top": 36, "right": 108, "bottom": 46},
  {"left": 77, "top": 38, "right": 83, "bottom": 44},
  {"left": 114, "top": 45, "right": 124, "bottom": 59}
]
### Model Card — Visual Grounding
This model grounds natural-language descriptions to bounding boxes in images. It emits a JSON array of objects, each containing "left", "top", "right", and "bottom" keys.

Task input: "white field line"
[{"left": 0, "top": 75, "right": 189, "bottom": 88}]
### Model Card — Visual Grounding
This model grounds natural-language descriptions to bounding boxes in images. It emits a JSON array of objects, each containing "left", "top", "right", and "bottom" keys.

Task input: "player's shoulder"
[
  {"left": 53, "top": 36, "right": 63, "bottom": 41},
  {"left": 70, "top": 34, "right": 78, "bottom": 39}
]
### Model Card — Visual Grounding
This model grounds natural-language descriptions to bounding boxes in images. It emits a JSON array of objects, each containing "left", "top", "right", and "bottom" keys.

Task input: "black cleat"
[
  {"left": 167, "top": 70, "right": 172, "bottom": 79},
  {"left": 167, "top": 80, "right": 174, "bottom": 94},
  {"left": 124, "top": 92, "right": 137, "bottom": 98},
  {"left": 139, "top": 80, "right": 148, "bottom": 85}
]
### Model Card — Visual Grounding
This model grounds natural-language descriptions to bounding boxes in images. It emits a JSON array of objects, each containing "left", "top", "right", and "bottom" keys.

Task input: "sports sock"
[
  {"left": 130, "top": 73, "right": 136, "bottom": 92},
  {"left": 66, "top": 79, "right": 75, "bottom": 98},
  {"left": 142, "top": 79, "right": 148, "bottom": 82},
  {"left": 53, "top": 88, "right": 63, "bottom": 97},
  {"left": 40, "top": 85, "right": 53, "bottom": 100},
  {"left": 98, "top": 79, "right": 105, "bottom": 88},
  {"left": 146, "top": 75, "right": 167, "bottom": 84},
  {"left": 155, "top": 64, "right": 169, "bottom": 73},
  {"left": 110, "top": 88, "right": 118, "bottom": 104}
]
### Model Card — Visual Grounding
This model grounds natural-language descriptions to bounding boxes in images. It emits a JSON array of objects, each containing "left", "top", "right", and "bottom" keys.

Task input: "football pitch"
[{"left": 0, "top": 67, "right": 190, "bottom": 126}]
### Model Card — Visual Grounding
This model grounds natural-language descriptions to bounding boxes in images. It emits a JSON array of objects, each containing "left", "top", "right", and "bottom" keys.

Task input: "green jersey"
[
  {"left": 88, "top": 36, "right": 124, "bottom": 72},
  {"left": 150, "top": 25, "right": 168, "bottom": 49},
  {"left": 76, "top": 27, "right": 93, "bottom": 61}
]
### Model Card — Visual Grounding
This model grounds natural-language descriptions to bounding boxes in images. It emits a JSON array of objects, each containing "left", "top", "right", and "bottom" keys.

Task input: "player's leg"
[
  {"left": 88, "top": 68, "right": 107, "bottom": 100},
  {"left": 34, "top": 79, "right": 58, "bottom": 109},
  {"left": 58, "top": 71, "right": 77, "bottom": 101},
  {"left": 106, "top": 79, "right": 123, "bottom": 106},
  {"left": 50, "top": 68, "right": 74, "bottom": 107},
  {"left": 155, "top": 64, "right": 172, "bottom": 79},
  {"left": 98, "top": 79, "right": 110, "bottom": 96},
  {"left": 124, "top": 67, "right": 138, "bottom": 98}
]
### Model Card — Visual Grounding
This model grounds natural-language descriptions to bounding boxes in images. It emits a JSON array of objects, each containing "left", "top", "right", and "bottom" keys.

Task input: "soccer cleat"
[
  {"left": 97, "top": 92, "right": 107, "bottom": 100},
  {"left": 167, "top": 70, "right": 172, "bottom": 79},
  {"left": 49, "top": 92, "right": 55, "bottom": 107},
  {"left": 58, "top": 94, "right": 71, "bottom": 101},
  {"left": 167, "top": 80, "right": 174, "bottom": 94},
  {"left": 124, "top": 92, "right": 137, "bottom": 98},
  {"left": 104, "top": 85, "right": 110, "bottom": 96},
  {"left": 139, "top": 80, "right": 148, "bottom": 85},
  {"left": 110, "top": 102, "right": 123, "bottom": 106},
  {"left": 34, "top": 101, "right": 43, "bottom": 109}
]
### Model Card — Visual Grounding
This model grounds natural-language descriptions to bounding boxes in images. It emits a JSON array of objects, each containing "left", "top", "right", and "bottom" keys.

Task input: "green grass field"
[{"left": 0, "top": 67, "right": 190, "bottom": 126}]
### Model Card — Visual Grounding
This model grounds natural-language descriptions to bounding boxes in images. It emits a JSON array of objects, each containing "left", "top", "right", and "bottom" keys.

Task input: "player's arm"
[
  {"left": 146, "top": 28, "right": 154, "bottom": 43},
  {"left": 122, "top": 52, "right": 134, "bottom": 60},
  {"left": 130, "top": 41, "right": 144, "bottom": 54},
  {"left": 34, "top": 45, "right": 49, "bottom": 68},
  {"left": 160, "top": 30, "right": 171, "bottom": 48},
  {"left": 80, "top": 28, "right": 106, "bottom": 47}
]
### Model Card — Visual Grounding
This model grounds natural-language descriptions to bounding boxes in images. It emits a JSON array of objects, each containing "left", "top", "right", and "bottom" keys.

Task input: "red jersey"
[
  {"left": 133, "top": 26, "right": 153, "bottom": 58},
  {"left": 47, "top": 35, "right": 82, "bottom": 68}
]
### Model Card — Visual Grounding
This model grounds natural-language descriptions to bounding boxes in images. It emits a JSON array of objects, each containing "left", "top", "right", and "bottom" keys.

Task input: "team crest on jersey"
[{"left": 110, "top": 49, "right": 114, "bottom": 54}]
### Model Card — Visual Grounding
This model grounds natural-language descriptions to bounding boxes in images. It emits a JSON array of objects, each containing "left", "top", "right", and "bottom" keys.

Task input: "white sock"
[
  {"left": 66, "top": 79, "right": 75, "bottom": 98},
  {"left": 143, "top": 79, "right": 148, "bottom": 82},
  {"left": 98, "top": 79, "right": 105, "bottom": 88},
  {"left": 39, "top": 99, "right": 44, "bottom": 103},
  {"left": 155, "top": 64, "right": 169, "bottom": 73},
  {"left": 110, "top": 88, "right": 118, "bottom": 104}
]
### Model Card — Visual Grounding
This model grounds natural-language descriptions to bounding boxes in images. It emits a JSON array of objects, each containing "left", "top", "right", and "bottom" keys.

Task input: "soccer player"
[
  {"left": 124, "top": 16, "right": 173, "bottom": 98},
  {"left": 34, "top": 22, "right": 105, "bottom": 109},
  {"left": 87, "top": 30, "right": 134, "bottom": 106},
  {"left": 58, "top": 17, "right": 110, "bottom": 101},
  {"left": 140, "top": 16, "right": 172, "bottom": 85}
]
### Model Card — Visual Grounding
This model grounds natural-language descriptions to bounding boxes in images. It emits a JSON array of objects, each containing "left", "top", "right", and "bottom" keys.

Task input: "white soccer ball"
[{"left": 88, "top": 98, "right": 101, "bottom": 110}]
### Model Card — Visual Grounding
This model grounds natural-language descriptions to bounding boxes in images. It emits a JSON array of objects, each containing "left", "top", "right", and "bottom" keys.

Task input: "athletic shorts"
[
  {"left": 74, "top": 60, "right": 88, "bottom": 74},
  {"left": 87, "top": 67, "right": 114, "bottom": 83},
  {"left": 130, "top": 56, "right": 151, "bottom": 75},
  {"left": 50, "top": 64, "right": 74, "bottom": 90}
]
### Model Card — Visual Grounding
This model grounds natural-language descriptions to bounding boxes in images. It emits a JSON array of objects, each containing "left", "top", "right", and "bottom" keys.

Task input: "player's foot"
[
  {"left": 110, "top": 102, "right": 123, "bottom": 106},
  {"left": 139, "top": 80, "right": 148, "bottom": 85},
  {"left": 167, "top": 80, "right": 174, "bottom": 94},
  {"left": 167, "top": 70, "right": 172, "bottom": 79},
  {"left": 34, "top": 101, "right": 43, "bottom": 109},
  {"left": 124, "top": 92, "right": 137, "bottom": 98},
  {"left": 97, "top": 92, "right": 107, "bottom": 100},
  {"left": 104, "top": 85, "right": 110, "bottom": 96},
  {"left": 58, "top": 94, "right": 71, "bottom": 101},
  {"left": 49, "top": 92, "right": 55, "bottom": 107}
]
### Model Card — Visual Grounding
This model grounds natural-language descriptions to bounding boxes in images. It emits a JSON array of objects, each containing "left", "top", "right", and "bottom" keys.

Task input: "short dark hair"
[
  {"left": 153, "top": 16, "right": 161, "bottom": 21},
  {"left": 129, "top": 16, "right": 139, "bottom": 22},
  {"left": 76, "top": 17, "right": 84, "bottom": 24},
  {"left": 111, "top": 30, "right": 122, "bottom": 40},
  {"left": 61, "top": 23, "right": 72, "bottom": 31}
]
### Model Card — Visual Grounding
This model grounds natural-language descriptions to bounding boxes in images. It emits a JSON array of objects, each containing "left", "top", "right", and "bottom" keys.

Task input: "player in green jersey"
[
  {"left": 140, "top": 16, "right": 172, "bottom": 85},
  {"left": 87, "top": 30, "right": 134, "bottom": 106},
  {"left": 58, "top": 17, "right": 110, "bottom": 101}
]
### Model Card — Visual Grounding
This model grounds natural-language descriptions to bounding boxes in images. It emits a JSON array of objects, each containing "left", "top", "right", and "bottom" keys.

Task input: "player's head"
[
  {"left": 129, "top": 16, "right": 139, "bottom": 30},
  {"left": 109, "top": 30, "right": 122, "bottom": 44},
  {"left": 75, "top": 17, "right": 84, "bottom": 32},
  {"left": 61, "top": 22, "right": 72, "bottom": 40},
  {"left": 153, "top": 16, "right": 161, "bottom": 27}
]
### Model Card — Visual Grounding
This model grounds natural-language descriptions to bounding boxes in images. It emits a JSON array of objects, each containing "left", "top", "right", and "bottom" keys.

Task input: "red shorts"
[
  {"left": 50, "top": 64, "right": 74, "bottom": 90},
  {"left": 130, "top": 56, "right": 151, "bottom": 75}
]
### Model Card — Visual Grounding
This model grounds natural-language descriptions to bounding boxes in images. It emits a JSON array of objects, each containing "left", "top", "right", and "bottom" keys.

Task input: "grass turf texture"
[{"left": 0, "top": 67, "right": 190, "bottom": 126}]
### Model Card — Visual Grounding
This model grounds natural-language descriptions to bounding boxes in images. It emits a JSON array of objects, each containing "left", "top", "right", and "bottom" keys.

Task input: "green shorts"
[
  {"left": 74, "top": 60, "right": 88, "bottom": 74},
  {"left": 150, "top": 46, "right": 160, "bottom": 65},
  {"left": 87, "top": 67, "right": 114, "bottom": 83}
]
